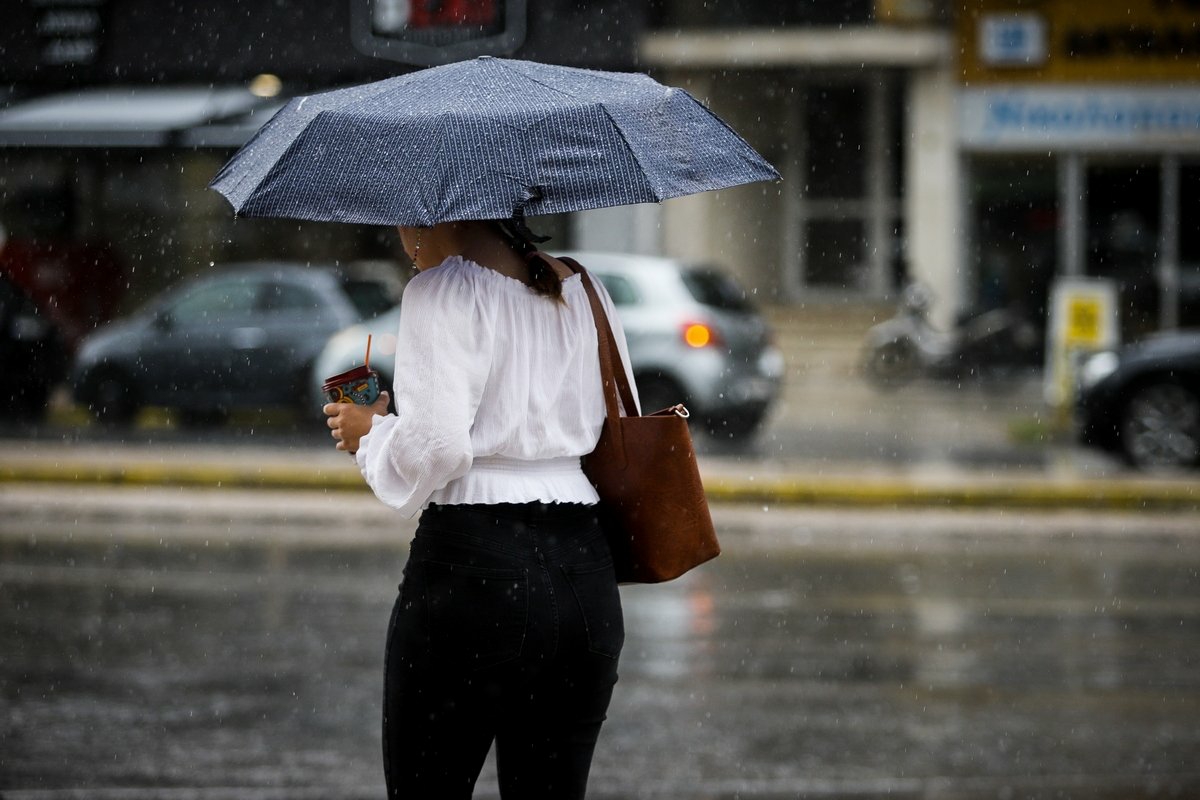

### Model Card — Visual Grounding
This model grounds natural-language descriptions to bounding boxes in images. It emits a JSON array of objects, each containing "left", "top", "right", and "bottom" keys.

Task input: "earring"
[{"left": 412, "top": 229, "right": 423, "bottom": 267}]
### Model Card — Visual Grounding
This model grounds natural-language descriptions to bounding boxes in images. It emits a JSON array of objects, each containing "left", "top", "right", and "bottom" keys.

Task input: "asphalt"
[{"left": 1, "top": 308, "right": 1196, "bottom": 512}]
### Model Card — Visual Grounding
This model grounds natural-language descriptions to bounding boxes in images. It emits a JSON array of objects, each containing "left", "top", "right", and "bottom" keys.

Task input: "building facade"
[
  {"left": 3, "top": 1, "right": 1194, "bottom": 341},
  {"left": 0, "top": 0, "right": 644, "bottom": 320},
  {"left": 957, "top": 0, "right": 1200, "bottom": 337},
  {"left": 631, "top": 0, "right": 1200, "bottom": 334}
]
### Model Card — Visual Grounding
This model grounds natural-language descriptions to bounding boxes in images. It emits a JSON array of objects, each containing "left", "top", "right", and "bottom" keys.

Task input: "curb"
[
  {"left": 702, "top": 476, "right": 1199, "bottom": 511},
  {"left": 2, "top": 460, "right": 1196, "bottom": 512}
]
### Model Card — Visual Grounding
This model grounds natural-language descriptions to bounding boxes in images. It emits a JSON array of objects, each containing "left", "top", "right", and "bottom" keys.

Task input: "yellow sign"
[
  {"left": 1065, "top": 296, "right": 1103, "bottom": 346},
  {"left": 960, "top": 0, "right": 1200, "bottom": 84},
  {"left": 1045, "top": 278, "right": 1119, "bottom": 407}
]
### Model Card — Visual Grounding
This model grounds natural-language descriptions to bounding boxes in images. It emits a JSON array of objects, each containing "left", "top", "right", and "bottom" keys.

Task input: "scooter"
[{"left": 861, "top": 283, "right": 1040, "bottom": 390}]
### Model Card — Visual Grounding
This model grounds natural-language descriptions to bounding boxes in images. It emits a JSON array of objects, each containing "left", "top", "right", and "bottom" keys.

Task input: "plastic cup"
[{"left": 322, "top": 364, "right": 381, "bottom": 405}]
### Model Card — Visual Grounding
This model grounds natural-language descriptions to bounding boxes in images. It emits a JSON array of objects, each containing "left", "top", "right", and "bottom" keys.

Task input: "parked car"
[
  {"left": 1076, "top": 330, "right": 1200, "bottom": 469},
  {"left": 1, "top": 275, "right": 68, "bottom": 418},
  {"left": 312, "top": 251, "right": 784, "bottom": 437},
  {"left": 72, "top": 262, "right": 398, "bottom": 425}
]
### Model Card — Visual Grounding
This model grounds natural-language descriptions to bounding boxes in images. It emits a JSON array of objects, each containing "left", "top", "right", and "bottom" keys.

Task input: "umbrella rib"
[
  {"left": 595, "top": 105, "right": 664, "bottom": 203},
  {"left": 492, "top": 59, "right": 597, "bottom": 101}
]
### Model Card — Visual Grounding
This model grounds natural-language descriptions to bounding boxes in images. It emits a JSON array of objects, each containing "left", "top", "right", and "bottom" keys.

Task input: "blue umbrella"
[{"left": 209, "top": 56, "right": 778, "bottom": 226}]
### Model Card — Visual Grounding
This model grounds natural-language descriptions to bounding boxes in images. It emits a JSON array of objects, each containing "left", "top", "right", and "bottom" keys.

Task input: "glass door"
[
  {"left": 967, "top": 155, "right": 1058, "bottom": 326},
  {"left": 1179, "top": 161, "right": 1200, "bottom": 327},
  {"left": 785, "top": 74, "right": 902, "bottom": 298},
  {"left": 1084, "top": 161, "right": 1162, "bottom": 338}
]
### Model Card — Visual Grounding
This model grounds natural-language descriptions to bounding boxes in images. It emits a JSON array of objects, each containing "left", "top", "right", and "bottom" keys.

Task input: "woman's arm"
[{"left": 337, "top": 263, "right": 491, "bottom": 517}]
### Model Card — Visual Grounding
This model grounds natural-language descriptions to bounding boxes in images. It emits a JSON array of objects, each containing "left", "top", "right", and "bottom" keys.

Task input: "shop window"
[
  {"left": 804, "top": 219, "right": 866, "bottom": 289},
  {"left": 804, "top": 85, "right": 866, "bottom": 200},
  {"left": 1086, "top": 162, "right": 1161, "bottom": 337},
  {"left": 1181, "top": 164, "right": 1200, "bottom": 265},
  {"left": 1180, "top": 163, "right": 1200, "bottom": 327},
  {"left": 788, "top": 77, "right": 901, "bottom": 298},
  {"left": 968, "top": 156, "right": 1058, "bottom": 322}
]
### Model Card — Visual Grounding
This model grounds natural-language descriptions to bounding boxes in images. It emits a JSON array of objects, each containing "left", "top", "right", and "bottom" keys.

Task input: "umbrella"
[{"left": 209, "top": 56, "right": 779, "bottom": 226}]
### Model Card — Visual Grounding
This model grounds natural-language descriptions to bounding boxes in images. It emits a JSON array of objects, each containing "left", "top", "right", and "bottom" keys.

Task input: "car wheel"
[
  {"left": 1120, "top": 382, "right": 1200, "bottom": 469},
  {"left": 85, "top": 369, "right": 140, "bottom": 426},
  {"left": 862, "top": 338, "right": 918, "bottom": 390},
  {"left": 706, "top": 409, "right": 766, "bottom": 440},
  {"left": 8, "top": 379, "right": 53, "bottom": 418}
]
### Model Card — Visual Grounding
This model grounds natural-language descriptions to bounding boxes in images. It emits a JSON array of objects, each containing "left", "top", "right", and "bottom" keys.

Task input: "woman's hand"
[{"left": 324, "top": 392, "right": 391, "bottom": 455}]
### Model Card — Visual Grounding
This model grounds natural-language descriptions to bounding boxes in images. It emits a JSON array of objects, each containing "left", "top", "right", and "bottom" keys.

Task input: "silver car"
[{"left": 312, "top": 251, "right": 784, "bottom": 437}]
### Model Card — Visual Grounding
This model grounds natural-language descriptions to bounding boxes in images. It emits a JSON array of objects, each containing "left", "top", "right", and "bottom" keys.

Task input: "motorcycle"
[{"left": 861, "top": 283, "right": 1041, "bottom": 391}]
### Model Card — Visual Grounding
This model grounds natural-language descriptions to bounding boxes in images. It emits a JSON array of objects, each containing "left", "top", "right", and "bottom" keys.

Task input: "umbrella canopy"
[{"left": 209, "top": 56, "right": 779, "bottom": 226}]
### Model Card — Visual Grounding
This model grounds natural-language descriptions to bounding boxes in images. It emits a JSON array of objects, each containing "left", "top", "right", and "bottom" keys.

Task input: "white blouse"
[{"left": 355, "top": 256, "right": 639, "bottom": 518}]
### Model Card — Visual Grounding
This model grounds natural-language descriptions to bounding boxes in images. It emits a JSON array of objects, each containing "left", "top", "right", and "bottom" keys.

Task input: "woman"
[{"left": 324, "top": 218, "right": 638, "bottom": 799}]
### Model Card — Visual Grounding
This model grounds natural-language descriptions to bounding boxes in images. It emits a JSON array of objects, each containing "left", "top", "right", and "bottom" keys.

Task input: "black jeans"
[{"left": 383, "top": 502, "right": 624, "bottom": 799}]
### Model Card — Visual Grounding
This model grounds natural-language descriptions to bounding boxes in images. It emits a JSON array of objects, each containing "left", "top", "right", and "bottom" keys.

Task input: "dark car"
[
  {"left": 1076, "top": 330, "right": 1200, "bottom": 469},
  {"left": 71, "top": 262, "right": 398, "bottom": 425},
  {"left": 1, "top": 275, "right": 68, "bottom": 417}
]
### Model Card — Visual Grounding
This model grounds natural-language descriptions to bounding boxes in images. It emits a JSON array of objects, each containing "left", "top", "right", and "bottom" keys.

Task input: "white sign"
[
  {"left": 979, "top": 14, "right": 1047, "bottom": 67},
  {"left": 960, "top": 86, "right": 1200, "bottom": 150}
]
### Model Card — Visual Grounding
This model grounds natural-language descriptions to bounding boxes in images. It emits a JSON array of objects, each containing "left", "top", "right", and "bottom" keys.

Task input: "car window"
[
  {"left": 260, "top": 281, "right": 324, "bottom": 313},
  {"left": 596, "top": 273, "right": 641, "bottom": 307},
  {"left": 340, "top": 279, "right": 396, "bottom": 320},
  {"left": 169, "top": 279, "right": 260, "bottom": 324},
  {"left": 681, "top": 268, "right": 754, "bottom": 312}
]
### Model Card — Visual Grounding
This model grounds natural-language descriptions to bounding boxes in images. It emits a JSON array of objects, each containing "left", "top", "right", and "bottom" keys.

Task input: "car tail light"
[{"left": 682, "top": 321, "right": 722, "bottom": 348}]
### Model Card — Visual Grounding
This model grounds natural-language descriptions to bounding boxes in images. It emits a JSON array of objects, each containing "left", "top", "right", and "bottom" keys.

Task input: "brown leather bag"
[{"left": 563, "top": 257, "right": 720, "bottom": 584}]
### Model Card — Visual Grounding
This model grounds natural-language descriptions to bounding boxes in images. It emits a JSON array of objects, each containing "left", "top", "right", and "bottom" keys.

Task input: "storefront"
[
  {"left": 629, "top": 6, "right": 954, "bottom": 308},
  {"left": 0, "top": 0, "right": 640, "bottom": 326},
  {"left": 959, "top": 0, "right": 1200, "bottom": 337}
]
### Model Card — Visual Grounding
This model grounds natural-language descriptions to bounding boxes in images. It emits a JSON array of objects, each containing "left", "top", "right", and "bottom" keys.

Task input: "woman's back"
[{"left": 356, "top": 254, "right": 637, "bottom": 517}]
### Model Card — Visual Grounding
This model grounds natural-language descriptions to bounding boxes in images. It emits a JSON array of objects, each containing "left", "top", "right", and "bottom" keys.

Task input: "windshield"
[{"left": 681, "top": 268, "right": 755, "bottom": 313}]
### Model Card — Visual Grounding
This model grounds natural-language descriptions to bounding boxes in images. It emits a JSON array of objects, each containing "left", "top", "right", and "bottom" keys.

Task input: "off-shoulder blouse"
[{"left": 355, "top": 255, "right": 638, "bottom": 518}]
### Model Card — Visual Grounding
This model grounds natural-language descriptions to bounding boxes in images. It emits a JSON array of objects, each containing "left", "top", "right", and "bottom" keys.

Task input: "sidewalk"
[
  {"left": 1, "top": 398, "right": 1195, "bottom": 512},
  {"left": 1, "top": 306, "right": 1195, "bottom": 512}
]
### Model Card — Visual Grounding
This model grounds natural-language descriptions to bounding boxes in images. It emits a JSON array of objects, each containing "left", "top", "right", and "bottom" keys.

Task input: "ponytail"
[{"left": 495, "top": 218, "right": 564, "bottom": 304}]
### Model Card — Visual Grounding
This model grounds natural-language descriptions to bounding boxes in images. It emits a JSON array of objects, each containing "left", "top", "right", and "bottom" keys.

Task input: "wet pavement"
[{"left": 2, "top": 496, "right": 1199, "bottom": 799}]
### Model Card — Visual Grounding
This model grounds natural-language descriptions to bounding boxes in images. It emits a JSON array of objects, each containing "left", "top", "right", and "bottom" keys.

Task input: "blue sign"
[{"left": 961, "top": 87, "right": 1200, "bottom": 149}]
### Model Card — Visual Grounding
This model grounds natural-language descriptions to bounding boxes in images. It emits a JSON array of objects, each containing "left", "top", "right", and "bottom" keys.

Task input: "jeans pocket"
[
  {"left": 421, "top": 560, "right": 528, "bottom": 671},
  {"left": 563, "top": 561, "right": 625, "bottom": 659}
]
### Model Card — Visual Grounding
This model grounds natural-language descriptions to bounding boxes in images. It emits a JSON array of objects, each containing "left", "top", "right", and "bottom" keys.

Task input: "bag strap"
[
  {"left": 558, "top": 255, "right": 639, "bottom": 418},
  {"left": 557, "top": 256, "right": 641, "bottom": 469}
]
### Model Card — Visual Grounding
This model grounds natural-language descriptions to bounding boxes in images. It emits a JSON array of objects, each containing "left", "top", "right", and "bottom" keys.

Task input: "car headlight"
[{"left": 1079, "top": 350, "right": 1119, "bottom": 391}]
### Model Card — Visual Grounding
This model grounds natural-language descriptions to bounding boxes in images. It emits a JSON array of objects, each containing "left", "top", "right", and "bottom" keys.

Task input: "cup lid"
[{"left": 322, "top": 364, "right": 376, "bottom": 391}]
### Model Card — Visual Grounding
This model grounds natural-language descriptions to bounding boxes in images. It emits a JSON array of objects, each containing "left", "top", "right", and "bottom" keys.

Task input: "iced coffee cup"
[{"left": 322, "top": 364, "right": 381, "bottom": 406}]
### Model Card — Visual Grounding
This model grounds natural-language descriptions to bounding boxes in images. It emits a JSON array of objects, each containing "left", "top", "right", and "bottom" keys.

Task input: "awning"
[
  {"left": 180, "top": 100, "right": 287, "bottom": 148},
  {"left": 0, "top": 86, "right": 278, "bottom": 148},
  {"left": 640, "top": 27, "right": 951, "bottom": 69}
]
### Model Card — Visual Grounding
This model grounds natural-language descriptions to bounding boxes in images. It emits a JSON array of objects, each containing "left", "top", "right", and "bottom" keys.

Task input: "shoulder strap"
[{"left": 557, "top": 256, "right": 639, "bottom": 421}]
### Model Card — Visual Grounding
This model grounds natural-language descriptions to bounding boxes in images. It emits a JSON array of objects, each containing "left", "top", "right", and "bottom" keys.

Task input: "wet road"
[{"left": 1, "top": 497, "right": 1198, "bottom": 799}]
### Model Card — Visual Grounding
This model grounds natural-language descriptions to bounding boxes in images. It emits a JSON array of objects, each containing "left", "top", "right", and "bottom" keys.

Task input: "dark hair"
[{"left": 495, "top": 218, "right": 563, "bottom": 303}]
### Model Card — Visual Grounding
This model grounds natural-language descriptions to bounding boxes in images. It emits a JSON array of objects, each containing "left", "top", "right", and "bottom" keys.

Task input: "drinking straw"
[{"left": 365, "top": 335, "right": 372, "bottom": 369}]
